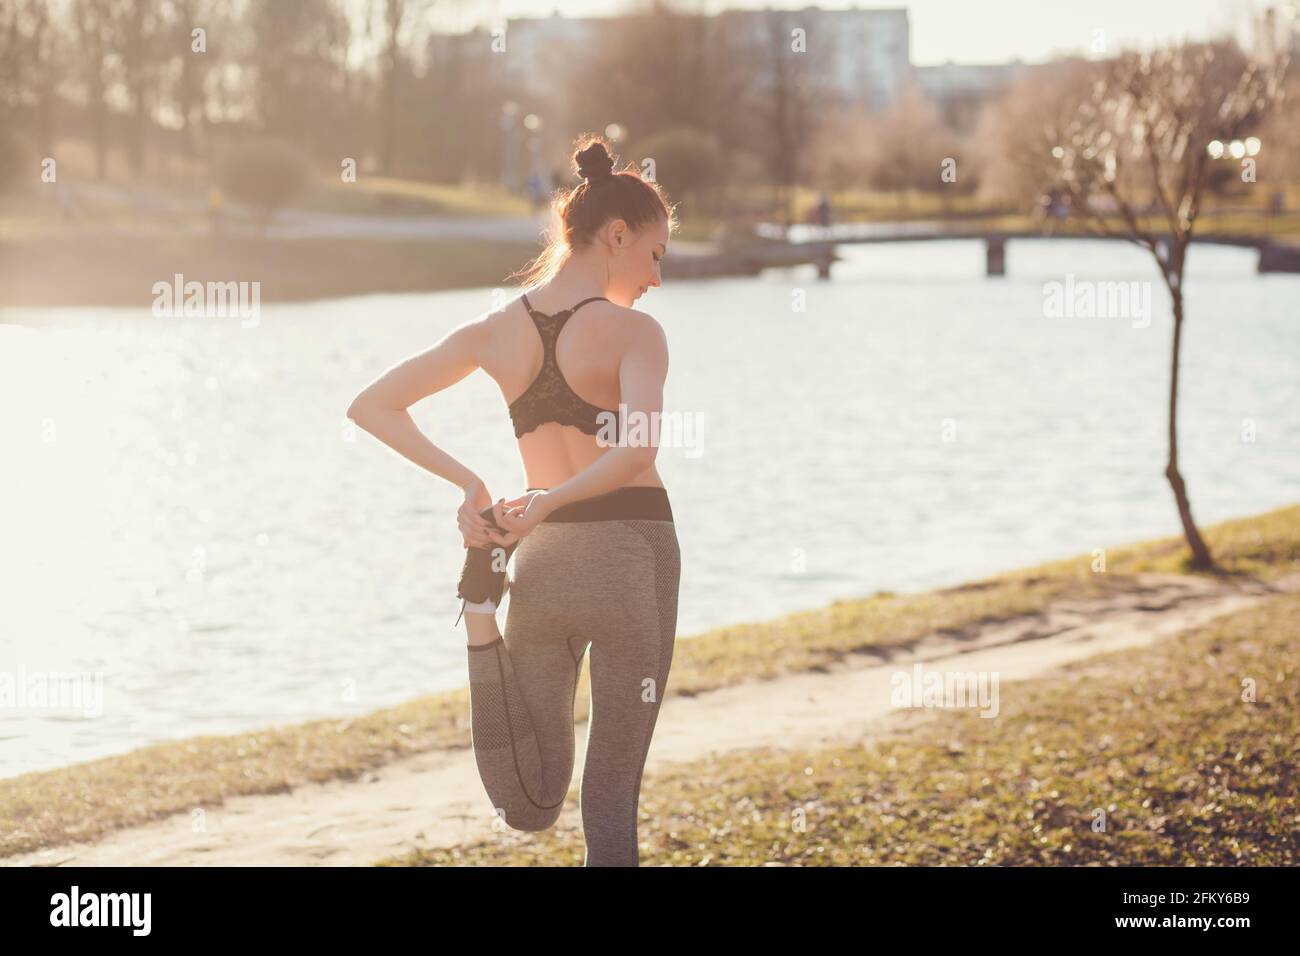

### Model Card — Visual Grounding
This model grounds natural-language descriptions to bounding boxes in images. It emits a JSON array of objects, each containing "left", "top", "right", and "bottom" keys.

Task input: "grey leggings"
[{"left": 464, "top": 487, "right": 680, "bottom": 866}]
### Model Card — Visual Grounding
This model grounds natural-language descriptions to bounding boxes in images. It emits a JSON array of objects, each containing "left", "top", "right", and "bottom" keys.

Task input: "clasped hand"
[{"left": 458, "top": 482, "right": 552, "bottom": 549}]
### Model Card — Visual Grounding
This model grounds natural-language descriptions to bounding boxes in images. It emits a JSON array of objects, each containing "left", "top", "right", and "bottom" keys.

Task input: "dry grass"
[
  {"left": 1, "top": 503, "right": 1297, "bottom": 859},
  {"left": 393, "top": 588, "right": 1299, "bottom": 866}
]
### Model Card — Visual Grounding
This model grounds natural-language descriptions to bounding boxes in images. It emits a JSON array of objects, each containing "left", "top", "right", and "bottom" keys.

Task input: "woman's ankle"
[{"left": 464, "top": 612, "right": 500, "bottom": 646}]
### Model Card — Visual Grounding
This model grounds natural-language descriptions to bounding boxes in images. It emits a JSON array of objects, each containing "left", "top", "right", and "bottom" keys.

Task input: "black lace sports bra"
[{"left": 507, "top": 293, "right": 623, "bottom": 439}]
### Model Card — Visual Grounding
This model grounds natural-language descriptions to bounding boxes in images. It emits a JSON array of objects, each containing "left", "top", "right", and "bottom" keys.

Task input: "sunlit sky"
[{"left": 440, "top": 0, "right": 1284, "bottom": 65}]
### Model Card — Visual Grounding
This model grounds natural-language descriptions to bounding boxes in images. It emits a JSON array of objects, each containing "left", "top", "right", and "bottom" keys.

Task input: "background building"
[
  {"left": 912, "top": 60, "right": 1029, "bottom": 130},
  {"left": 427, "top": 5, "right": 913, "bottom": 114}
]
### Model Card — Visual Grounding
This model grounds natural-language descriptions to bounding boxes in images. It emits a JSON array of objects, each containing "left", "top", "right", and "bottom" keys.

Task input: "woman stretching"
[{"left": 346, "top": 136, "right": 679, "bottom": 866}]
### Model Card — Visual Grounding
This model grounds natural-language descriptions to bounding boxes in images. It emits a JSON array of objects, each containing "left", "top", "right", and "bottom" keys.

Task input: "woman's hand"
[
  {"left": 458, "top": 480, "right": 513, "bottom": 549},
  {"left": 493, "top": 490, "right": 553, "bottom": 542}
]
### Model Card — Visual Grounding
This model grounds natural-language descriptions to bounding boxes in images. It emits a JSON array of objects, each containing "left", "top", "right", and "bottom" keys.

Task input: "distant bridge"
[{"left": 662, "top": 221, "right": 1300, "bottom": 279}]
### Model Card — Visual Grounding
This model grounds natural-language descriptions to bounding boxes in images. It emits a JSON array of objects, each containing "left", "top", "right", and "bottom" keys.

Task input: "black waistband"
[{"left": 524, "top": 486, "right": 673, "bottom": 523}]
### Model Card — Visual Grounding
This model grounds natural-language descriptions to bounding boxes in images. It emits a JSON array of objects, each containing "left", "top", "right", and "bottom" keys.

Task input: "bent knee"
[{"left": 503, "top": 804, "right": 562, "bottom": 833}]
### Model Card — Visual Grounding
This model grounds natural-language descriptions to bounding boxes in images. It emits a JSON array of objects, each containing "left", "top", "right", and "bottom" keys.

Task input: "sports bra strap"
[
  {"left": 515, "top": 293, "right": 613, "bottom": 390},
  {"left": 567, "top": 296, "right": 609, "bottom": 313},
  {"left": 521, "top": 293, "right": 608, "bottom": 321}
]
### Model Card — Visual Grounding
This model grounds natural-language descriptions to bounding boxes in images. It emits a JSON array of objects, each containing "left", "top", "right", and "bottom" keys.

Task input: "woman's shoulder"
[
  {"left": 617, "top": 308, "right": 668, "bottom": 365},
  {"left": 610, "top": 303, "right": 665, "bottom": 338}
]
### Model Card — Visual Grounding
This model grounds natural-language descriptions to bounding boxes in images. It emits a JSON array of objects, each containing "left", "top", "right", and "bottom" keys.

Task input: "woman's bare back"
[{"left": 481, "top": 294, "right": 665, "bottom": 491}]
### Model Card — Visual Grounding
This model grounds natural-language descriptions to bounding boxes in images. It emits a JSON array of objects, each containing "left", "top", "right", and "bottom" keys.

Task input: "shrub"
[{"left": 217, "top": 138, "right": 311, "bottom": 230}]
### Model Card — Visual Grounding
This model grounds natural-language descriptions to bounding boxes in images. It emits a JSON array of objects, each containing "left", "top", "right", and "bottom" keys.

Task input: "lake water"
[{"left": 1, "top": 238, "right": 1297, "bottom": 780}]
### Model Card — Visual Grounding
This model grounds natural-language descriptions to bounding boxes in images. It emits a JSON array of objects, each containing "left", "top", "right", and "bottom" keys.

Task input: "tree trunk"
[
  {"left": 1165, "top": 279, "right": 1215, "bottom": 569},
  {"left": 91, "top": 100, "right": 107, "bottom": 180},
  {"left": 379, "top": 66, "right": 396, "bottom": 175},
  {"left": 379, "top": 0, "right": 402, "bottom": 176}
]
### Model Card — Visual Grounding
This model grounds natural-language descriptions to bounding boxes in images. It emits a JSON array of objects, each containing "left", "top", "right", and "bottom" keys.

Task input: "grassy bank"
[
  {"left": 391, "top": 586, "right": 1299, "bottom": 866},
  {"left": 1, "top": 503, "right": 1297, "bottom": 859},
  {"left": 296, "top": 177, "right": 533, "bottom": 218},
  {"left": 0, "top": 235, "right": 543, "bottom": 310}
]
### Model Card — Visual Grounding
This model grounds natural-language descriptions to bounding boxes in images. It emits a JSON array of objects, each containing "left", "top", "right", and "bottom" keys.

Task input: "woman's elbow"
[{"left": 346, "top": 393, "right": 377, "bottom": 422}]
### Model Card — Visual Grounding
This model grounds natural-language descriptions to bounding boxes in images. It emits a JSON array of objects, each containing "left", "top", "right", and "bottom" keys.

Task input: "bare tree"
[
  {"left": 750, "top": 8, "right": 833, "bottom": 229},
  {"left": 565, "top": 3, "right": 754, "bottom": 214},
  {"left": 858, "top": 80, "right": 967, "bottom": 208},
  {"left": 569, "top": 5, "right": 729, "bottom": 148},
  {"left": 117, "top": 0, "right": 164, "bottom": 177},
  {"left": 0, "top": 0, "right": 60, "bottom": 150},
  {"left": 368, "top": 0, "right": 432, "bottom": 175},
  {"left": 170, "top": 0, "right": 228, "bottom": 158},
  {"left": 1256, "top": 65, "right": 1300, "bottom": 187},
  {"left": 1053, "top": 41, "right": 1289, "bottom": 569},
  {"left": 250, "top": 0, "right": 352, "bottom": 158},
  {"left": 71, "top": 0, "right": 118, "bottom": 179},
  {"left": 972, "top": 58, "right": 1098, "bottom": 209}
]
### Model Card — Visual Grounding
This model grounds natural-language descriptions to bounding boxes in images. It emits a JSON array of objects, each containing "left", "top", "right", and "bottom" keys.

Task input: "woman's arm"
[
  {"left": 536, "top": 314, "right": 668, "bottom": 514},
  {"left": 345, "top": 318, "right": 487, "bottom": 493}
]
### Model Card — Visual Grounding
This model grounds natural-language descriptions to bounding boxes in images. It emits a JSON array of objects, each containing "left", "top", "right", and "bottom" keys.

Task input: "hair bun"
[{"left": 576, "top": 143, "right": 614, "bottom": 183}]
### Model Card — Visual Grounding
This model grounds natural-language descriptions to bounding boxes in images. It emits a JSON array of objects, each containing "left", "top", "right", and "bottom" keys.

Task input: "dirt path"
[{"left": 8, "top": 571, "right": 1297, "bottom": 867}]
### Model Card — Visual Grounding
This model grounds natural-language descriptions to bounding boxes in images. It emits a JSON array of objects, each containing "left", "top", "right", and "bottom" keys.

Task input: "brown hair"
[{"left": 509, "top": 133, "right": 677, "bottom": 289}]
